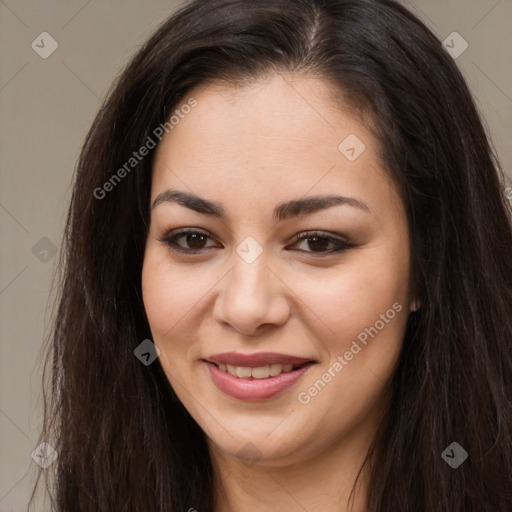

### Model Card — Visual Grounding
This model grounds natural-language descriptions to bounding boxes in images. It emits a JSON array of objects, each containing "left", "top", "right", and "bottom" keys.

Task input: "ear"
[{"left": 410, "top": 299, "right": 422, "bottom": 312}]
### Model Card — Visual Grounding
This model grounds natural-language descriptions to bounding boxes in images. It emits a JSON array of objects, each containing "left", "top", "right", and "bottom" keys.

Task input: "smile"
[
  {"left": 203, "top": 352, "right": 316, "bottom": 400},
  {"left": 212, "top": 362, "right": 309, "bottom": 379}
]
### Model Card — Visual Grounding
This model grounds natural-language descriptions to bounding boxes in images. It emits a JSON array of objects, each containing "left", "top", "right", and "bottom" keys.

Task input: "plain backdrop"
[{"left": 1, "top": 1, "right": 511, "bottom": 510}]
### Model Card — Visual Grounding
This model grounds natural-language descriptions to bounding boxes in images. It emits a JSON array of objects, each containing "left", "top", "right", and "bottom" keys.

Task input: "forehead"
[
  {"left": 151, "top": 74, "right": 397, "bottom": 218},
  {"left": 158, "top": 73, "right": 363, "bottom": 151}
]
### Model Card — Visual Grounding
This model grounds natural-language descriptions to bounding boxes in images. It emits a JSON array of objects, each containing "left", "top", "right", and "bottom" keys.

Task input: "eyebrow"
[{"left": 151, "top": 190, "right": 371, "bottom": 221}]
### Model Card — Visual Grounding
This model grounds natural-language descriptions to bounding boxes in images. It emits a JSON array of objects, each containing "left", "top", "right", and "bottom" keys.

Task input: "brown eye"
[
  {"left": 160, "top": 229, "right": 218, "bottom": 253},
  {"left": 185, "top": 232, "right": 208, "bottom": 249},
  {"left": 289, "top": 231, "right": 353, "bottom": 255},
  {"left": 159, "top": 229, "right": 353, "bottom": 256},
  {"left": 304, "top": 236, "right": 331, "bottom": 252}
]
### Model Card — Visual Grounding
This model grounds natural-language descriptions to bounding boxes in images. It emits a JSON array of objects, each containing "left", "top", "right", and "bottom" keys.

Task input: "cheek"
[
  {"left": 293, "top": 254, "right": 409, "bottom": 350},
  {"left": 142, "top": 259, "right": 173, "bottom": 336},
  {"left": 141, "top": 248, "right": 210, "bottom": 338},
  {"left": 295, "top": 265, "right": 408, "bottom": 424},
  {"left": 141, "top": 254, "right": 202, "bottom": 383}
]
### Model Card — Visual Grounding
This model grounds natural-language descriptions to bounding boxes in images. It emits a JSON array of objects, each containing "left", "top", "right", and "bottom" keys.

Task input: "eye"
[
  {"left": 159, "top": 228, "right": 219, "bottom": 254},
  {"left": 287, "top": 231, "right": 353, "bottom": 255},
  {"left": 159, "top": 228, "right": 354, "bottom": 256}
]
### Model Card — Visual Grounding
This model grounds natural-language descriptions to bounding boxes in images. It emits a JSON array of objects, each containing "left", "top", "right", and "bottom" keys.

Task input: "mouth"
[
  {"left": 205, "top": 360, "right": 313, "bottom": 380},
  {"left": 203, "top": 352, "right": 317, "bottom": 401}
]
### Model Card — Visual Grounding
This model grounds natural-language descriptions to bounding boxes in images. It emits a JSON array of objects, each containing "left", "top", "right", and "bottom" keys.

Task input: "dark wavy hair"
[{"left": 30, "top": 0, "right": 512, "bottom": 510}]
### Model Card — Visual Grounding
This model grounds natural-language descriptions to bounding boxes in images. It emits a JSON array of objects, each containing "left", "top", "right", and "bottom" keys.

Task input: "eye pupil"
[
  {"left": 187, "top": 233, "right": 207, "bottom": 249},
  {"left": 308, "top": 236, "right": 329, "bottom": 252}
]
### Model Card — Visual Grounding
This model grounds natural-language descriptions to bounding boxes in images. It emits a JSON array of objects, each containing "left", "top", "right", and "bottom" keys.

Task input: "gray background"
[{"left": 1, "top": 1, "right": 511, "bottom": 510}]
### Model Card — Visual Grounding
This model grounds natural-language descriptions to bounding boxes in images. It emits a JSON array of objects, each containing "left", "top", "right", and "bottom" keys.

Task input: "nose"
[{"left": 213, "top": 254, "right": 290, "bottom": 336}]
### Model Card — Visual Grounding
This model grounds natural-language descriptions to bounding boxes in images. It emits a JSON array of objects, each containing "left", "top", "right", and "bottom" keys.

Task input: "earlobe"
[{"left": 410, "top": 299, "right": 421, "bottom": 312}]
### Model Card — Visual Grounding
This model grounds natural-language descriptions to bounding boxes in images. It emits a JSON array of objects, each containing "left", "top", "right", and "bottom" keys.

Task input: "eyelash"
[{"left": 158, "top": 228, "right": 354, "bottom": 256}]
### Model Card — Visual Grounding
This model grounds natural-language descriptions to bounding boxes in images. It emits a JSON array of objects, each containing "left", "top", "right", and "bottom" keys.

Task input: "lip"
[
  {"left": 205, "top": 360, "right": 315, "bottom": 401},
  {"left": 206, "top": 351, "right": 315, "bottom": 367}
]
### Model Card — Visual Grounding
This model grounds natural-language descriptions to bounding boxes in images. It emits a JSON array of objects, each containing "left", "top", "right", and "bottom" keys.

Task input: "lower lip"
[{"left": 205, "top": 362, "right": 314, "bottom": 401}]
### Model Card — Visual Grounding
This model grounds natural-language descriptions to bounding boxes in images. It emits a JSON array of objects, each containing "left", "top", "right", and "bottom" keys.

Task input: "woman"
[{"left": 31, "top": 0, "right": 512, "bottom": 510}]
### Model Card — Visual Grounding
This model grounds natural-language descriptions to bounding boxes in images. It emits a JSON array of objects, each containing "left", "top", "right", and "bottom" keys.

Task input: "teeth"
[
  {"left": 217, "top": 363, "right": 297, "bottom": 379},
  {"left": 269, "top": 363, "right": 282, "bottom": 376},
  {"left": 235, "top": 366, "right": 252, "bottom": 378},
  {"left": 251, "top": 365, "right": 270, "bottom": 379}
]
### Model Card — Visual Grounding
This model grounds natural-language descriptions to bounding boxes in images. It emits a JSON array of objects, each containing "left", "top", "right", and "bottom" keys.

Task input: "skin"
[{"left": 142, "top": 73, "right": 416, "bottom": 512}]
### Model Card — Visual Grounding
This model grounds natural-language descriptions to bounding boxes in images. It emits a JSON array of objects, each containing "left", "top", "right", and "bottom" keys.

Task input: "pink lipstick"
[{"left": 204, "top": 352, "right": 316, "bottom": 401}]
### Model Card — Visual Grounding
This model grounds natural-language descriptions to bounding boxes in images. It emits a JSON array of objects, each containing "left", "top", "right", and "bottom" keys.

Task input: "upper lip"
[{"left": 205, "top": 352, "right": 315, "bottom": 367}]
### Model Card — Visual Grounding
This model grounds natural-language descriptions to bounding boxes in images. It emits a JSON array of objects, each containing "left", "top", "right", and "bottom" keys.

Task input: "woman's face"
[{"left": 142, "top": 74, "right": 412, "bottom": 467}]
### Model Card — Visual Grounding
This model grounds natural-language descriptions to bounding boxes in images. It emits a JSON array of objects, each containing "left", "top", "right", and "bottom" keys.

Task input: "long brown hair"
[{"left": 31, "top": 0, "right": 512, "bottom": 510}]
